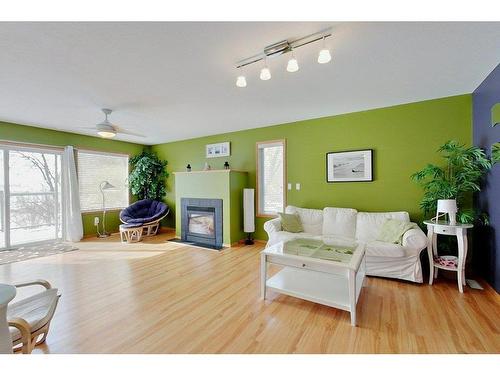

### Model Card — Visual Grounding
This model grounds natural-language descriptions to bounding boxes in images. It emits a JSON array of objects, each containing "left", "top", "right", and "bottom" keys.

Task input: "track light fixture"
[
  {"left": 260, "top": 59, "right": 271, "bottom": 81},
  {"left": 317, "top": 36, "right": 332, "bottom": 64},
  {"left": 234, "top": 28, "right": 332, "bottom": 87},
  {"left": 236, "top": 67, "right": 247, "bottom": 88},
  {"left": 286, "top": 49, "right": 299, "bottom": 73}
]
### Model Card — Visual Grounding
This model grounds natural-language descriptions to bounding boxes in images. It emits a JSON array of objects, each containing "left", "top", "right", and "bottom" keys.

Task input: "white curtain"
[{"left": 62, "top": 146, "right": 83, "bottom": 242}]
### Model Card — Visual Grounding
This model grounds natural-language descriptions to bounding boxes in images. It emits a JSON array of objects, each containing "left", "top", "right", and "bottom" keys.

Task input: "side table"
[{"left": 424, "top": 220, "right": 473, "bottom": 293}]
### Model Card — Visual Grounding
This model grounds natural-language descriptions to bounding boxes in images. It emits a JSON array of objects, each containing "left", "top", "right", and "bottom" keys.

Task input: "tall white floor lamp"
[{"left": 97, "top": 181, "right": 116, "bottom": 238}]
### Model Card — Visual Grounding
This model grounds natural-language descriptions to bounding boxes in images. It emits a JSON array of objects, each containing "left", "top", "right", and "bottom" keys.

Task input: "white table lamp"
[{"left": 436, "top": 199, "right": 458, "bottom": 225}]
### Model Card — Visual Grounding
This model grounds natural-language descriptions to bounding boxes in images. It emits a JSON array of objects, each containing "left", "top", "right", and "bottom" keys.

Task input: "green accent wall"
[
  {"left": 174, "top": 170, "right": 248, "bottom": 245},
  {"left": 152, "top": 94, "right": 472, "bottom": 240},
  {"left": 0, "top": 120, "right": 145, "bottom": 236}
]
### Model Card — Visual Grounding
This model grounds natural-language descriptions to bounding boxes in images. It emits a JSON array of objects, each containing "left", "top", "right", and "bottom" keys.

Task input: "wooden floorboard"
[{"left": 1, "top": 231, "right": 499, "bottom": 354}]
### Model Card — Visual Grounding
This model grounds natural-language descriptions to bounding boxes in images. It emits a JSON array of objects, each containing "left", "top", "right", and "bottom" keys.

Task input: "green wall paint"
[
  {"left": 152, "top": 94, "right": 472, "bottom": 240},
  {"left": 0, "top": 120, "right": 145, "bottom": 236}
]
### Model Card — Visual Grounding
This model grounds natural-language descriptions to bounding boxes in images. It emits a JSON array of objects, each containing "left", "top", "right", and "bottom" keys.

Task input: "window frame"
[
  {"left": 76, "top": 149, "right": 130, "bottom": 213},
  {"left": 256, "top": 139, "right": 287, "bottom": 218}
]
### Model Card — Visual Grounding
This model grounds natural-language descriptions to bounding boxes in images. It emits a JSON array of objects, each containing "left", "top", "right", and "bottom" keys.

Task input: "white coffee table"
[{"left": 260, "top": 239, "right": 366, "bottom": 326}]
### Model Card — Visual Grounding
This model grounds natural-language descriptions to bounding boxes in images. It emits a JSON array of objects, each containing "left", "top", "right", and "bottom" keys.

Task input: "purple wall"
[{"left": 473, "top": 63, "right": 500, "bottom": 293}]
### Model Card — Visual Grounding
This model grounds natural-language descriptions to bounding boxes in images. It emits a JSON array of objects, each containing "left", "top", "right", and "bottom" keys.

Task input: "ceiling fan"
[{"left": 84, "top": 109, "right": 145, "bottom": 139}]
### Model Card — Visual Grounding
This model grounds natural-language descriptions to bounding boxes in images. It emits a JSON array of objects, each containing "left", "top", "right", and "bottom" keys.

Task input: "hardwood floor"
[{"left": 1, "top": 231, "right": 499, "bottom": 353}]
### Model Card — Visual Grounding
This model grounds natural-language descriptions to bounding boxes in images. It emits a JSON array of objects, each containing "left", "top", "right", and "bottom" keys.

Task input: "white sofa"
[{"left": 263, "top": 206, "right": 428, "bottom": 283}]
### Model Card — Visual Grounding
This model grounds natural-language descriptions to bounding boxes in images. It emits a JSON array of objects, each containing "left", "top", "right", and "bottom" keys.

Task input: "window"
[
  {"left": 77, "top": 151, "right": 129, "bottom": 211},
  {"left": 256, "top": 140, "right": 286, "bottom": 216}
]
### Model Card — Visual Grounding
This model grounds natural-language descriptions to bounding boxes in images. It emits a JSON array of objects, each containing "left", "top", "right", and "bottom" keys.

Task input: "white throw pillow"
[
  {"left": 285, "top": 206, "right": 323, "bottom": 235},
  {"left": 356, "top": 211, "right": 410, "bottom": 242},
  {"left": 322, "top": 207, "right": 358, "bottom": 239}
]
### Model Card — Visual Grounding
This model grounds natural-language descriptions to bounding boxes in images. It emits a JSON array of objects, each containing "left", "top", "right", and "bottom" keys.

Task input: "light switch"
[
  {"left": 287, "top": 183, "right": 292, "bottom": 190},
  {"left": 296, "top": 183, "right": 301, "bottom": 191}
]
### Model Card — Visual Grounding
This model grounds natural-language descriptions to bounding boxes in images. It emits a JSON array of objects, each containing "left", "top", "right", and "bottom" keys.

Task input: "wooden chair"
[{"left": 7, "top": 279, "right": 60, "bottom": 354}]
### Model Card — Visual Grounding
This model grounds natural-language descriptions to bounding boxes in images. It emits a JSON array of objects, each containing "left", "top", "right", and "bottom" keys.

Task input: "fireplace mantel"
[{"left": 174, "top": 170, "right": 248, "bottom": 247}]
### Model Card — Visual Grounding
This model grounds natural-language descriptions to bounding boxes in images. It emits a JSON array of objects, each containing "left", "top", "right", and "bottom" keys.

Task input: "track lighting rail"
[{"left": 235, "top": 28, "right": 333, "bottom": 69}]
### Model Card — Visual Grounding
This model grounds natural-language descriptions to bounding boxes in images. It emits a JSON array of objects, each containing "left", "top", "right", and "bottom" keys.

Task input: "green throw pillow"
[
  {"left": 279, "top": 212, "right": 303, "bottom": 233},
  {"left": 377, "top": 219, "right": 418, "bottom": 244}
]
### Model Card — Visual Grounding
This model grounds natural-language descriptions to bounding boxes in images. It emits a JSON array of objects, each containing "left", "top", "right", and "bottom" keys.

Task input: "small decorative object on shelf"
[
  {"left": 224, "top": 161, "right": 230, "bottom": 170},
  {"left": 203, "top": 162, "right": 211, "bottom": 171},
  {"left": 186, "top": 164, "right": 191, "bottom": 172}
]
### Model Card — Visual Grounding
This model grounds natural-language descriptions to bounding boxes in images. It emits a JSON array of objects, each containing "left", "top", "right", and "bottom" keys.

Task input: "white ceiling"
[{"left": 0, "top": 22, "right": 499, "bottom": 145}]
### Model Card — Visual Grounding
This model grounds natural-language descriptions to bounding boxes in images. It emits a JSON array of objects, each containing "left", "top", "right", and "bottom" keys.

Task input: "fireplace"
[{"left": 181, "top": 198, "right": 223, "bottom": 249}]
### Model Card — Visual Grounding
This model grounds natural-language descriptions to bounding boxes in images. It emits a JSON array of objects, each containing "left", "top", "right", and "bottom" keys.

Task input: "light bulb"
[
  {"left": 97, "top": 131, "right": 116, "bottom": 138},
  {"left": 260, "top": 66, "right": 271, "bottom": 81},
  {"left": 236, "top": 75, "right": 247, "bottom": 88},
  {"left": 318, "top": 49, "right": 332, "bottom": 64},
  {"left": 286, "top": 57, "right": 299, "bottom": 72}
]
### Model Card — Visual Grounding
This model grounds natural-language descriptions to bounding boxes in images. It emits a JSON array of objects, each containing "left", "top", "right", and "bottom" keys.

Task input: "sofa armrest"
[
  {"left": 402, "top": 226, "right": 428, "bottom": 250},
  {"left": 263, "top": 217, "right": 281, "bottom": 235}
]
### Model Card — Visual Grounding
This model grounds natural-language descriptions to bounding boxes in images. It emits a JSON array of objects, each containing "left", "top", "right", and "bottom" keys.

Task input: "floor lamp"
[{"left": 97, "top": 181, "right": 116, "bottom": 238}]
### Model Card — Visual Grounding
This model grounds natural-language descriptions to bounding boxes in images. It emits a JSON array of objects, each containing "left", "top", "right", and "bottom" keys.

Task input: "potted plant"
[
  {"left": 411, "top": 140, "right": 492, "bottom": 224},
  {"left": 128, "top": 150, "right": 168, "bottom": 201}
]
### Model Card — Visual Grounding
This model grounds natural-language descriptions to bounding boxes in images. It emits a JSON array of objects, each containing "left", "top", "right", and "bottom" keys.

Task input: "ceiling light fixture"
[
  {"left": 317, "top": 36, "right": 332, "bottom": 64},
  {"left": 286, "top": 50, "right": 299, "bottom": 73},
  {"left": 260, "top": 59, "right": 271, "bottom": 81},
  {"left": 236, "top": 74, "right": 247, "bottom": 88},
  {"left": 235, "top": 28, "right": 332, "bottom": 84}
]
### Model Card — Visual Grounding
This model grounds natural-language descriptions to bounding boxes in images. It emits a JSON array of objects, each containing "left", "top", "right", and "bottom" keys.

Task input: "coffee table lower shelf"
[{"left": 265, "top": 267, "right": 362, "bottom": 324}]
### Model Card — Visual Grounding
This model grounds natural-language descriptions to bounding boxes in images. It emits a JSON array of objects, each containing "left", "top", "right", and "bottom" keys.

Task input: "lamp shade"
[
  {"left": 437, "top": 199, "right": 457, "bottom": 213},
  {"left": 243, "top": 188, "right": 255, "bottom": 233}
]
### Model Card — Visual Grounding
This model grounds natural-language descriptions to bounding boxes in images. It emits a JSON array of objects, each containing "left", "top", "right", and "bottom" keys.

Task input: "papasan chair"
[{"left": 119, "top": 199, "right": 169, "bottom": 243}]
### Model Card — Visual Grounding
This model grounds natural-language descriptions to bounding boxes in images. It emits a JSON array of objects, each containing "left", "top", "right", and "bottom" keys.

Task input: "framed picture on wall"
[
  {"left": 206, "top": 142, "right": 230, "bottom": 158},
  {"left": 326, "top": 149, "right": 373, "bottom": 182}
]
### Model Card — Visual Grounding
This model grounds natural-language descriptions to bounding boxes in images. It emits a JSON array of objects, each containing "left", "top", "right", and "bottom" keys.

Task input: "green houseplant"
[
  {"left": 411, "top": 140, "right": 492, "bottom": 224},
  {"left": 129, "top": 150, "right": 168, "bottom": 201}
]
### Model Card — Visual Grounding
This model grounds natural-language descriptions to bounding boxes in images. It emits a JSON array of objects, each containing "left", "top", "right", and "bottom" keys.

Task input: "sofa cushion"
[
  {"left": 322, "top": 207, "right": 358, "bottom": 239},
  {"left": 365, "top": 241, "right": 407, "bottom": 258},
  {"left": 356, "top": 211, "right": 410, "bottom": 242},
  {"left": 285, "top": 206, "right": 323, "bottom": 235},
  {"left": 278, "top": 212, "right": 303, "bottom": 233}
]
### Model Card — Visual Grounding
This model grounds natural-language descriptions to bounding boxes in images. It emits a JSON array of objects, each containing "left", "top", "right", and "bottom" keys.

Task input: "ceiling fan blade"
[{"left": 115, "top": 127, "right": 146, "bottom": 138}]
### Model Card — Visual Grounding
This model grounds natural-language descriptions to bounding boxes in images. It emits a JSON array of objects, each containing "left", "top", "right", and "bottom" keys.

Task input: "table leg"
[
  {"left": 260, "top": 253, "right": 267, "bottom": 299},
  {"left": 348, "top": 269, "right": 356, "bottom": 326},
  {"left": 456, "top": 229, "right": 466, "bottom": 293},
  {"left": 427, "top": 226, "right": 435, "bottom": 285}
]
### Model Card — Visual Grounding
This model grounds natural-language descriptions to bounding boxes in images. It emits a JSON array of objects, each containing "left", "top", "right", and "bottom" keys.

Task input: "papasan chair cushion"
[{"left": 120, "top": 199, "right": 169, "bottom": 225}]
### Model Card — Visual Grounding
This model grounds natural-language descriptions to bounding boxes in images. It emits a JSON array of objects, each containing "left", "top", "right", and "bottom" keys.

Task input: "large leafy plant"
[
  {"left": 128, "top": 150, "right": 168, "bottom": 201},
  {"left": 411, "top": 140, "right": 492, "bottom": 224}
]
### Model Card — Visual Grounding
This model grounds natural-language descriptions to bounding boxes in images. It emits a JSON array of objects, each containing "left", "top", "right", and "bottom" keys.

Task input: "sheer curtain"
[{"left": 62, "top": 146, "right": 83, "bottom": 242}]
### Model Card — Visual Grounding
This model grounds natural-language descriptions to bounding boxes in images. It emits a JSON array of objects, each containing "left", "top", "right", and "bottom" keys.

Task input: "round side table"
[
  {"left": 424, "top": 220, "right": 473, "bottom": 293},
  {"left": 0, "top": 284, "right": 16, "bottom": 354}
]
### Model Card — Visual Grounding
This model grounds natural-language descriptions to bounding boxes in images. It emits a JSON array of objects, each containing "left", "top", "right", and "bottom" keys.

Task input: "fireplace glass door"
[{"left": 187, "top": 207, "right": 215, "bottom": 238}]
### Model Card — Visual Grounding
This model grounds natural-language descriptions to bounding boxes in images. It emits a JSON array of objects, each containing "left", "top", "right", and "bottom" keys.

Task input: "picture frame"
[
  {"left": 326, "top": 149, "right": 373, "bottom": 182},
  {"left": 206, "top": 142, "right": 230, "bottom": 158}
]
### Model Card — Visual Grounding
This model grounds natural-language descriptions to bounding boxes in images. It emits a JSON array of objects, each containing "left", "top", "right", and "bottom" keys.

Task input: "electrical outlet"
[
  {"left": 296, "top": 183, "right": 301, "bottom": 191},
  {"left": 94, "top": 217, "right": 100, "bottom": 225},
  {"left": 287, "top": 183, "right": 292, "bottom": 190}
]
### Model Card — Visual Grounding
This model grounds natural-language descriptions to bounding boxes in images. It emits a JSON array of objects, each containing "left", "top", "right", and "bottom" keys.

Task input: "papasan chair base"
[{"left": 119, "top": 199, "right": 169, "bottom": 244}]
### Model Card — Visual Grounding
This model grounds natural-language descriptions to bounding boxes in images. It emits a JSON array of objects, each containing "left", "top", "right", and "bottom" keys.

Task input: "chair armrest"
[
  {"left": 8, "top": 316, "right": 32, "bottom": 337},
  {"left": 402, "top": 226, "right": 428, "bottom": 250},
  {"left": 13, "top": 279, "right": 52, "bottom": 290},
  {"left": 263, "top": 217, "right": 281, "bottom": 235}
]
